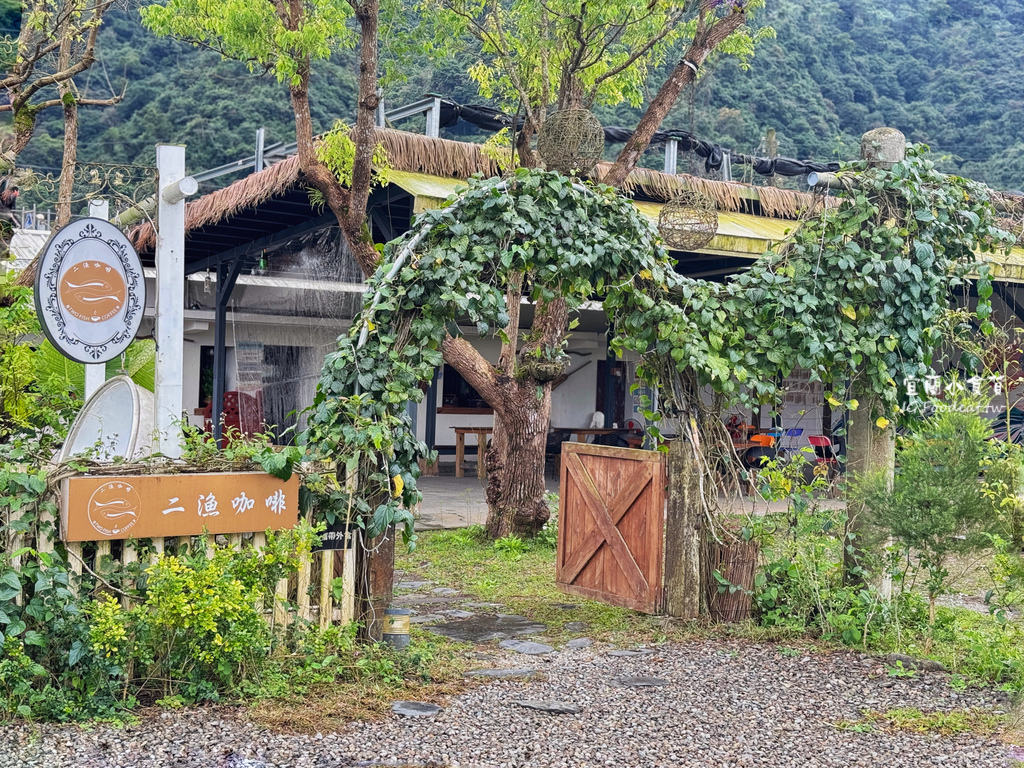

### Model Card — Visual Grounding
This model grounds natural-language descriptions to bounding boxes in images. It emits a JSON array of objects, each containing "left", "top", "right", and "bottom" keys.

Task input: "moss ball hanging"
[
  {"left": 537, "top": 109, "right": 605, "bottom": 176},
  {"left": 658, "top": 190, "right": 719, "bottom": 251}
]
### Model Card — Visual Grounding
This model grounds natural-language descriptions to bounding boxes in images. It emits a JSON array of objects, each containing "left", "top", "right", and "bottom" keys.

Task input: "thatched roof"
[{"left": 128, "top": 128, "right": 824, "bottom": 253}]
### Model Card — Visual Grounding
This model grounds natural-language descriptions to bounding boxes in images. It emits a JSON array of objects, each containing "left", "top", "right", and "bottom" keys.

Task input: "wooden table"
[{"left": 454, "top": 427, "right": 493, "bottom": 479}]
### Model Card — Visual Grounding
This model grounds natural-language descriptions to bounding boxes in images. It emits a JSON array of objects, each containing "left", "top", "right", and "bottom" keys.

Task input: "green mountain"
[{"left": 15, "top": 0, "right": 1024, "bottom": 193}]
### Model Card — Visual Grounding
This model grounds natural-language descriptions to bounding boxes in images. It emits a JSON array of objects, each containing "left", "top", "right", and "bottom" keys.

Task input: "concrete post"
[
  {"left": 843, "top": 128, "right": 904, "bottom": 585},
  {"left": 154, "top": 145, "right": 188, "bottom": 458},
  {"left": 83, "top": 199, "right": 109, "bottom": 400},
  {"left": 664, "top": 438, "right": 703, "bottom": 618}
]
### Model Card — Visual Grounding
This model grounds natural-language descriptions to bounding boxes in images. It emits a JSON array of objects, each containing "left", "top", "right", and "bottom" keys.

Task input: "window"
[{"left": 439, "top": 364, "right": 491, "bottom": 413}]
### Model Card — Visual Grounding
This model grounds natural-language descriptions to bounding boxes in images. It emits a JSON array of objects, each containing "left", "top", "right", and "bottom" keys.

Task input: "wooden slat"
[
  {"left": 273, "top": 577, "right": 289, "bottom": 630},
  {"left": 9, "top": 530, "right": 24, "bottom": 605},
  {"left": 121, "top": 542, "right": 138, "bottom": 608},
  {"left": 297, "top": 556, "right": 311, "bottom": 622},
  {"left": 150, "top": 537, "right": 165, "bottom": 563},
  {"left": 67, "top": 542, "right": 83, "bottom": 578},
  {"left": 319, "top": 550, "right": 335, "bottom": 629},
  {"left": 340, "top": 545, "right": 356, "bottom": 625},
  {"left": 95, "top": 540, "right": 111, "bottom": 574},
  {"left": 36, "top": 504, "right": 55, "bottom": 555}
]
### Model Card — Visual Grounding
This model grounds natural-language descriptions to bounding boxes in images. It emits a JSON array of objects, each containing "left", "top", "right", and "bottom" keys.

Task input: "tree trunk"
[
  {"left": 354, "top": 524, "right": 395, "bottom": 641},
  {"left": 443, "top": 289, "right": 568, "bottom": 539},
  {"left": 55, "top": 31, "right": 77, "bottom": 229},
  {"left": 278, "top": 0, "right": 380, "bottom": 278},
  {"left": 56, "top": 93, "right": 77, "bottom": 228},
  {"left": 484, "top": 380, "right": 554, "bottom": 538},
  {"left": 602, "top": 8, "right": 747, "bottom": 188}
]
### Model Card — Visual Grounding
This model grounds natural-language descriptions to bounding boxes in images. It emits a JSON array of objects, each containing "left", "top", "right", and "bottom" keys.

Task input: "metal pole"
[
  {"left": 663, "top": 139, "right": 678, "bottom": 175},
  {"left": 722, "top": 150, "right": 733, "bottom": 182},
  {"left": 255, "top": 128, "right": 265, "bottom": 173},
  {"left": 212, "top": 256, "right": 245, "bottom": 446},
  {"left": 212, "top": 262, "right": 228, "bottom": 447},
  {"left": 154, "top": 144, "right": 189, "bottom": 459},
  {"left": 84, "top": 199, "right": 109, "bottom": 400}
]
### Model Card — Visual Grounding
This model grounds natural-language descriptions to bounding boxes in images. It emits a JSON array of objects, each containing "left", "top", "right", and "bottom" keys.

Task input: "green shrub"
[
  {"left": 855, "top": 408, "right": 1004, "bottom": 640},
  {"left": 0, "top": 552, "right": 129, "bottom": 721}
]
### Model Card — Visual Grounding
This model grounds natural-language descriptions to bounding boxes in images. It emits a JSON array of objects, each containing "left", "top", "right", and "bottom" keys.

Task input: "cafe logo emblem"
[
  {"left": 87, "top": 481, "right": 141, "bottom": 537},
  {"left": 34, "top": 218, "right": 145, "bottom": 364},
  {"left": 58, "top": 261, "right": 126, "bottom": 323}
]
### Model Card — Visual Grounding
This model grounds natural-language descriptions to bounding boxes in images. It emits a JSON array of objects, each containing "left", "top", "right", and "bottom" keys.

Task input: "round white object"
[
  {"left": 60, "top": 376, "right": 155, "bottom": 462},
  {"left": 35, "top": 217, "right": 145, "bottom": 364}
]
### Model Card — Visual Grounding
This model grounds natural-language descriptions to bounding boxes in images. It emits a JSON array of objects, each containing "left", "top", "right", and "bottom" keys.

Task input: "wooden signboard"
[{"left": 60, "top": 471, "right": 299, "bottom": 542}]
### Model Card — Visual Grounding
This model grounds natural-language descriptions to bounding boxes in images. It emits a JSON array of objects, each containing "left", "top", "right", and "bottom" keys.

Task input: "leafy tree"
[
  {"left": 855, "top": 408, "right": 1002, "bottom": 646},
  {"left": 1, "top": 0, "right": 123, "bottom": 266},
  {"left": 142, "top": 0, "right": 386, "bottom": 275},
  {"left": 408, "top": 0, "right": 767, "bottom": 537}
]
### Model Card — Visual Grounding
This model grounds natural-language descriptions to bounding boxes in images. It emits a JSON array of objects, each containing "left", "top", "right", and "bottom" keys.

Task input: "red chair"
[
  {"left": 808, "top": 435, "right": 838, "bottom": 465},
  {"left": 203, "top": 390, "right": 264, "bottom": 443}
]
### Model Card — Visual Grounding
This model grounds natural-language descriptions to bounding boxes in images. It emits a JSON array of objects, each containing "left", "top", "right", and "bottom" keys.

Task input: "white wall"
[{"left": 417, "top": 330, "right": 608, "bottom": 448}]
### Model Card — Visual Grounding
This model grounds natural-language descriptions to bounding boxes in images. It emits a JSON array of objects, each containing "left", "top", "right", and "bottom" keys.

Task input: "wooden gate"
[{"left": 555, "top": 442, "right": 666, "bottom": 613}]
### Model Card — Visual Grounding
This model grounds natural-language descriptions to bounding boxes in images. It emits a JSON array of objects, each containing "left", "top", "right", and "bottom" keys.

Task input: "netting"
[{"left": 190, "top": 226, "right": 366, "bottom": 444}]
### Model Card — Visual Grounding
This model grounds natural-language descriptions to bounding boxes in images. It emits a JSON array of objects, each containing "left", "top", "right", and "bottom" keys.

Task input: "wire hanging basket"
[
  {"left": 658, "top": 190, "right": 719, "bottom": 251},
  {"left": 997, "top": 216, "right": 1024, "bottom": 246},
  {"left": 537, "top": 109, "right": 605, "bottom": 177}
]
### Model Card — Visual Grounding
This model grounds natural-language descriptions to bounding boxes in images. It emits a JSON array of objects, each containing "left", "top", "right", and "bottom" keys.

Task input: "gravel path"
[{"left": 1, "top": 640, "right": 1015, "bottom": 768}]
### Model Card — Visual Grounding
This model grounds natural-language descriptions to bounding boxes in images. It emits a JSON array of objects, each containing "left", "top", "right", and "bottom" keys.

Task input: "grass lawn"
[{"left": 396, "top": 525, "right": 686, "bottom": 648}]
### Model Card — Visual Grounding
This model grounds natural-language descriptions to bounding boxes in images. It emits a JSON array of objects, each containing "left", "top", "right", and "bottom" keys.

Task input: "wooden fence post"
[
  {"left": 663, "top": 439, "right": 703, "bottom": 619},
  {"left": 319, "top": 550, "right": 335, "bottom": 629}
]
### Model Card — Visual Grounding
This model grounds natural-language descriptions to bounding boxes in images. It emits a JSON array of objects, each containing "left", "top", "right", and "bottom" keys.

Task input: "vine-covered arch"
[
  {"left": 304, "top": 148, "right": 1010, "bottom": 548},
  {"left": 304, "top": 169, "right": 672, "bottom": 540}
]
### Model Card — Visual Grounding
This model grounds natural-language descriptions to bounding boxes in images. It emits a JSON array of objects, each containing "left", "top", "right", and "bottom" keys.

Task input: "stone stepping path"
[
  {"left": 564, "top": 638, "right": 593, "bottom": 649},
  {"left": 513, "top": 699, "right": 582, "bottom": 715},
  {"left": 465, "top": 668, "right": 539, "bottom": 679},
  {"left": 499, "top": 639, "right": 555, "bottom": 655},
  {"left": 425, "top": 613, "right": 546, "bottom": 643},
  {"left": 391, "top": 701, "right": 443, "bottom": 718}
]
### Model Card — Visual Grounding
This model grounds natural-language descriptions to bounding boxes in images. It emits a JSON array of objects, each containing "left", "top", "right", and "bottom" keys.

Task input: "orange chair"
[{"left": 749, "top": 433, "right": 776, "bottom": 448}]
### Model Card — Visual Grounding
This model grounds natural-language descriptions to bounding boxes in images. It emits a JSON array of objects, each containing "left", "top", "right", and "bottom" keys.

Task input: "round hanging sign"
[{"left": 34, "top": 217, "right": 145, "bottom": 364}]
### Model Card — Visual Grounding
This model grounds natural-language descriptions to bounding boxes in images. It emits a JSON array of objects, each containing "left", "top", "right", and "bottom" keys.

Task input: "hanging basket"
[
  {"left": 520, "top": 355, "right": 570, "bottom": 383},
  {"left": 997, "top": 216, "right": 1024, "bottom": 246},
  {"left": 537, "top": 109, "right": 605, "bottom": 177},
  {"left": 658, "top": 190, "right": 719, "bottom": 251}
]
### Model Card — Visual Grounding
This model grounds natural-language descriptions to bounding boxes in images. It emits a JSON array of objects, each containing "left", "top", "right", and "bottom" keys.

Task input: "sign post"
[{"left": 154, "top": 145, "right": 197, "bottom": 459}]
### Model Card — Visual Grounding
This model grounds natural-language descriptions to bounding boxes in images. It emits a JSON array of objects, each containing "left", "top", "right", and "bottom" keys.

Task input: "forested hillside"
[{"left": 15, "top": 0, "right": 1024, "bottom": 191}]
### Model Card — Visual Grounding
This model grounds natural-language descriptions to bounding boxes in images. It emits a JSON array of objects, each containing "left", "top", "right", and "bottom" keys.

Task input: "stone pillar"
[{"left": 843, "top": 128, "right": 904, "bottom": 585}]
